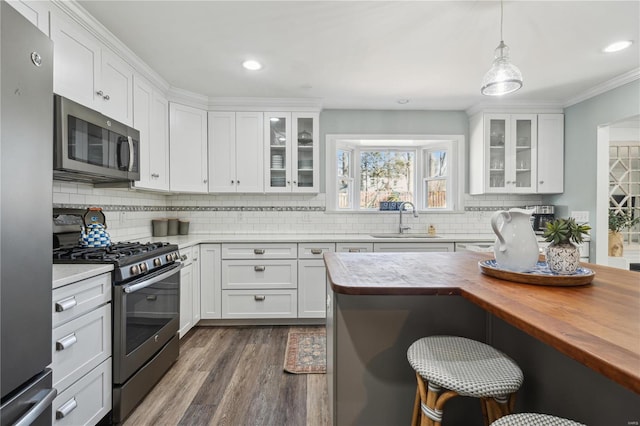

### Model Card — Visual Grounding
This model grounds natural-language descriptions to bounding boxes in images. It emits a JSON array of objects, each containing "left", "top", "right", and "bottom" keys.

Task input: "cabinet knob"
[
  {"left": 96, "top": 90, "right": 104, "bottom": 96},
  {"left": 237, "top": 180, "right": 240, "bottom": 184},
  {"left": 287, "top": 181, "right": 291, "bottom": 185},
  {"left": 103, "top": 94, "right": 110, "bottom": 100},
  {"left": 539, "top": 180, "right": 544, "bottom": 184},
  {"left": 293, "top": 180, "right": 297, "bottom": 184},
  {"left": 231, "top": 180, "right": 234, "bottom": 184},
  {"left": 203, "top": 179, "right": 208, "bottom": 183}
]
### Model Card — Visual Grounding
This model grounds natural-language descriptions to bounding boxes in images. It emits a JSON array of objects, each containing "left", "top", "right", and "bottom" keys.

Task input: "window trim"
[{"left": 326, "top": 134, "right": 465, "bottom": 213}]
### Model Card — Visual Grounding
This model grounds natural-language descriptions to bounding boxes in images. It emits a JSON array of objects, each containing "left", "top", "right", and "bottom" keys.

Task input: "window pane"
[
  {"left": 338, "top": 179, "right": 352, "bottom": 209},
  {"left": 426, "top": 180, "right": 447, "bottom": 208},
  {"left": 428, "top": 150, "right": 447, "bottom": 178},
  {"left": 337, "top": 150, "right": 350, "bottom": 177},
  {"left": 360, "top": 151, "right": 414, "bottom": 209}
]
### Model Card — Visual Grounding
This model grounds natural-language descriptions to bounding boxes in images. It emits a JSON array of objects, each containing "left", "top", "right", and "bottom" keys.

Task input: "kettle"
[
  {"left": 79, "top": 207, "right": 111, "bottom": 247},
  {"left": 490, "top": 208, "right": 539, "bottom": 272}
]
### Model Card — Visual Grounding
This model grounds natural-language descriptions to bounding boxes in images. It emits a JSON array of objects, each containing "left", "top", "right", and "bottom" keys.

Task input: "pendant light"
[{"left": 481, "top": 0, "right": 523, "bottom": 96}]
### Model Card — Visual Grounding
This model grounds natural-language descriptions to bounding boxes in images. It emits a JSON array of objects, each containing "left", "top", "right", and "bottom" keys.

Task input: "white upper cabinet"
[
  {"left": 169, "top": 103, "right": 208, "bottom": 193},
  {"left": 133, "top": 75, "right": 169, "bottom": 191},
  {"left": 50, "top": 11, "right": 133, "bottom": 126},
  {"left": 7, "top": 0, "right": 50, "bottom": 35},
  {"left": 470, "top": 112, "right": 563, "bottom": 195},
  {"left": 208, "top": 111, "right": 264, "bottom": 193},
  {"left": 264, "top": 112, "right": 319, "bottom": 193},
  {"left": 536, "top": 114, "right": 564, "bottom": 194}
]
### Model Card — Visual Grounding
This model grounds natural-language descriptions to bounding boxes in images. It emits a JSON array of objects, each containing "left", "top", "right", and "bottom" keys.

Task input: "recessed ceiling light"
[
  {"left": 397, "top": 99, "right": 410, "bottom": 104},
  {"left": 603, "top": 40, "right": 633, "bottom": 53},
  {"left": 242, "top": 60, "right": 262, "bottom": 71}
]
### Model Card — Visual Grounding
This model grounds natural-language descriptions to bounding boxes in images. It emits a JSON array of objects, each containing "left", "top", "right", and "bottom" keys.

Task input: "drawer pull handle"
[
  {"left": 254, "top": 266, "right": 266, "bottom": 272},
  {"left": 56, "top": 333, "right": 77, "bottom": 351},
  {"left": 147, "top": 295, "right": 157, "bottom": 301},
  {"left": 254, "top": 249, "right": 265, "bottom": 255},
  {"left": 56, "top": 398, "right": 77, "bottom": 419},
  {"left": 55, "top": 296, "right": 77, "bottom": 312},
  {"left": 348, "top": 248, "right": 361, "bottom": 253},
  {"left": 254, "top": 295, "right": 266, "bottom": 301},
  {"left": 310, "top": 249, "right": 323, "bottom": 255}
]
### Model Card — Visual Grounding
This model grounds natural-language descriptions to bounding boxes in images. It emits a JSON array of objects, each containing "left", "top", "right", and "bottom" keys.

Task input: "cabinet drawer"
[
  {"left": 298, "top": 243, "right": 335, "bottom": 259},
  {"left": 52, "top": 358, "right": 111, "bottom": 426},
  {"left": 222, "top": 243, "right": 297, "bottom": 259},
  {"left": 373, "top": 242, "right": 455, "bottom": 252},
  {"left": 221, "top": 260, "right": 297, "bottom": 289},
  {"left": 222, "top": 289, "right": 297, "bottom": 318},
  {"left": 52, "top": 304, "right": 111, "bottom": 393},
  {"left": 52, "top": 273, "right": 111, "bottom": 327},
  {"left": 336, "top": 243, "right": 374, "bottom": 253}
]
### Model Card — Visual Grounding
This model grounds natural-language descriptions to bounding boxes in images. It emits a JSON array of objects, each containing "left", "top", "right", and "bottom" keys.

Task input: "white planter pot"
[{"left": 546, "top": 242, "right": 580, "bottom": 275}]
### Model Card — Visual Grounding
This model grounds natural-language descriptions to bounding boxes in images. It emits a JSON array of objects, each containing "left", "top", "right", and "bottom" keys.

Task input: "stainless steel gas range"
[{"left": 54, "top": 238, "right": 182, "bottom": 423}]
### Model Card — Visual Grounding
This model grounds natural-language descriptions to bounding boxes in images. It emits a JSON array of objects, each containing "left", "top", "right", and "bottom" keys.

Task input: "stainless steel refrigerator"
[{"left": 1, "top": 2, "right": 57, "bottom": 424}]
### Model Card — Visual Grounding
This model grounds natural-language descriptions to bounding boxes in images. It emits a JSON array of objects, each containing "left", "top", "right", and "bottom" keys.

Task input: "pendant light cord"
[{"left": 500, "top": 0, "right": 504, "bottom": 42}]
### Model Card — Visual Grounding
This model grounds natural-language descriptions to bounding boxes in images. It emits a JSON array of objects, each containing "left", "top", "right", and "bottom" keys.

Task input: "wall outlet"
[{"left": 570, "top": 211, "right": 590, "bottom": 223}]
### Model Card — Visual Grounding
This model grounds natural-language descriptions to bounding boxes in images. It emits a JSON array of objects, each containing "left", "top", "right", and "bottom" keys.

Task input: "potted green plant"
[
  {"left": 543, "top": 217, "right": 591, "bottom": 274},
  {"left": 608, "top": 210, "right": 640, "bottom": 257}
]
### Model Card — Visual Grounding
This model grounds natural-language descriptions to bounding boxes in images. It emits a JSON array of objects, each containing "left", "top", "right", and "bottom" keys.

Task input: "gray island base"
[{"left": 325, "top": 252, "right": 640, "bottom": 426}]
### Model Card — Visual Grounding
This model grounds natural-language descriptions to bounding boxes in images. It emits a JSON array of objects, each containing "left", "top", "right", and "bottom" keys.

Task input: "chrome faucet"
[{"left": 398, "top": 201, "right": 418, "bottom": 233}]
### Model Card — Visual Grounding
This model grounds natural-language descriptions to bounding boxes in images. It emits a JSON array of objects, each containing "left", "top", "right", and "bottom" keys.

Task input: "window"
[{"left": 327, "top": 135, "right": 464, "bottom": 212}]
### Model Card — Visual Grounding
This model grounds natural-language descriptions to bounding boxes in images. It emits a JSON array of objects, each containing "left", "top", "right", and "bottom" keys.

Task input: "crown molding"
[
  {"left": 166, "top": 87, "right": 210, "bottom": 109},
  {"left": 207, "top": 97, "right": 323, "bottom": 112},
  {"left": 465, "top": 101, "right": 564, "bottom": 117},
  {"left": 563, "top": 68, "right": 640, "bottom": 108}
]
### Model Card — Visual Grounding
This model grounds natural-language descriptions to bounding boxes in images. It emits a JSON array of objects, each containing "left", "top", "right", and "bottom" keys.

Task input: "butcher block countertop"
[{"left": 324, "top": 251, "right": 640, "bottom": 394}]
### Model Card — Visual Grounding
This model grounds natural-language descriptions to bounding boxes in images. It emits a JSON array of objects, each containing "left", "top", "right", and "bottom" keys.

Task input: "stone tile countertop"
[{"left": 53, "top": 263, "right": 114, "bottom": 289}]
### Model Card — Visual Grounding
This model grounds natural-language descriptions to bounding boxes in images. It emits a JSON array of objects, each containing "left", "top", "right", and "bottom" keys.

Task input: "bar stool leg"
[{"left": 411, "top": 386, "right": 420, "bottom": 426}]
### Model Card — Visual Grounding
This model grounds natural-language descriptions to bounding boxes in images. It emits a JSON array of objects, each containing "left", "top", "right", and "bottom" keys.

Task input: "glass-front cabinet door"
[
  {"left": 484, "top": 114, "right": 537, "bottom": 193},
  {"left": 487, "top": 117, "right": 507, "bottom": 191},
  {"left": 264, "top": 112, "right": 291, "bottom": 192},
  {"left": 292, "top": 112, "right": 319, "bottom": 193},
  {"left": 264, "top": 112, "right": 319, "bottom": 193}
]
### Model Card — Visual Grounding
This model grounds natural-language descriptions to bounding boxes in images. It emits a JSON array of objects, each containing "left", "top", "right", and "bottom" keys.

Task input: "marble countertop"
[
  {"left": 53, "top": 263, "right": 113, "bottom": 289},
  {"left": 142, "top": 233, "right": 496, "bottom": 250}
]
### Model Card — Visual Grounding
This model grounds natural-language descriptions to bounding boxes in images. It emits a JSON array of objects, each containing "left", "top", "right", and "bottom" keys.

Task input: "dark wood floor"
[{"left": 123, "top": 326, "right": 330, "bottom": 426}]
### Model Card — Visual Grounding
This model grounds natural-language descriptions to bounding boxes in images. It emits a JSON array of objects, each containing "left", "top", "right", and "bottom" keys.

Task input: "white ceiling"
[{"left": 78, "top": 1, "right": 640, "bottom": 111}]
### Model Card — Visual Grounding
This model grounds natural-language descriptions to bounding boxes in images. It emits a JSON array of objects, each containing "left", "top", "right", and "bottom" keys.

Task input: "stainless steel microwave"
[{"left": 54, "top": 94, "right": 140, "bottom": 183}]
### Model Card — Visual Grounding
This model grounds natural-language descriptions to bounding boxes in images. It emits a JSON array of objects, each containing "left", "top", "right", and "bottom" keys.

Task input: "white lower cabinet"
[
  {"left": 298, "top": 243, "right": 335, "bottom": 318},
  {"left": 200, "top": 244, "right": 222, "bottom": 319},
  {"left": 51, "top": 271, "right": 111, "bottom": 426},
  {"left": 179, "top": 246, "right": 196, "bottom": 338},
  {"left": 52, "top": 358, "right": 111, "bottom": 426}
]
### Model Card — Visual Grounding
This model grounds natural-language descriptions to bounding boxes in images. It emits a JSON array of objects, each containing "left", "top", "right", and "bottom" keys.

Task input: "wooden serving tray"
[{"left": 479, "top": 259, "right": 595, "bottom": 286}]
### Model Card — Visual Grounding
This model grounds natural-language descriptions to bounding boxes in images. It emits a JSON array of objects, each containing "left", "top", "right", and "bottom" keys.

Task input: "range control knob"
[
  {"left": 153, "top": 258, "right": 162, "bottom": 267},
  {"left": 140, "top": 263, "right": 148, "bottom": 273},
  {"left": 130, "top": 265, "right": 140, "bottom": 275},
  {"left": 166, "top": 254, "right": 173, "bottom": 262},
  {"left": 173, "top": 253, "right": 179, "bottom": 261}
]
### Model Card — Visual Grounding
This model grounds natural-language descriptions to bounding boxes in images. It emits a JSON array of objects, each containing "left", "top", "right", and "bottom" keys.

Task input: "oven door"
[{"left": 113, "top": 262, "right": 181, "bottom": 384}]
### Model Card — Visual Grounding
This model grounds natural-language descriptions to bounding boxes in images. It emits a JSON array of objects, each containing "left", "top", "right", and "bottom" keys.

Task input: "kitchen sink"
[{"left": 370, "top": 233, "right": 441, "bottom": 238}]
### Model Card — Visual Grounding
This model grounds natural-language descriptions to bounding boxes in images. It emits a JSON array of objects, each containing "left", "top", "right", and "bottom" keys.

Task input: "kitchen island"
[{"left": 324, "top": 251, "right": 640, "bottom": 426}]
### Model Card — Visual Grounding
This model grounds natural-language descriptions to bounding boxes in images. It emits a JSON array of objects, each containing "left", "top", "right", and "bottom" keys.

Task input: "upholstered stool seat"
[
  {"left": 407, "top": 336, "right": 524, "bottom": 426},
  {"left": 491, "top": 413, "right": 586, "bottom": 426}
]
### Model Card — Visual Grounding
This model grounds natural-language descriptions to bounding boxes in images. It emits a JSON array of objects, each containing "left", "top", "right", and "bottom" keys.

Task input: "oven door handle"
[{"left": 122, "top": 262, "right": 183, "bottom": 294}]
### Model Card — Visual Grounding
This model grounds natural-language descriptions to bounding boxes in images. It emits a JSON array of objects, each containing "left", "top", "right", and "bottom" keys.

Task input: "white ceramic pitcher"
[{"left": 491, "top": 208, "right": 539, "bottom": 272}]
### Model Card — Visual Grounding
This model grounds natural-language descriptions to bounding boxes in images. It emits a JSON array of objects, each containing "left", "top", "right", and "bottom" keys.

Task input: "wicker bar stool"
[
  {"left": 407, "top": 336, "right": 524, "bottom": 426},
  {"left": 491, "top": 413, "right": 586, "bottom": 426}
]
